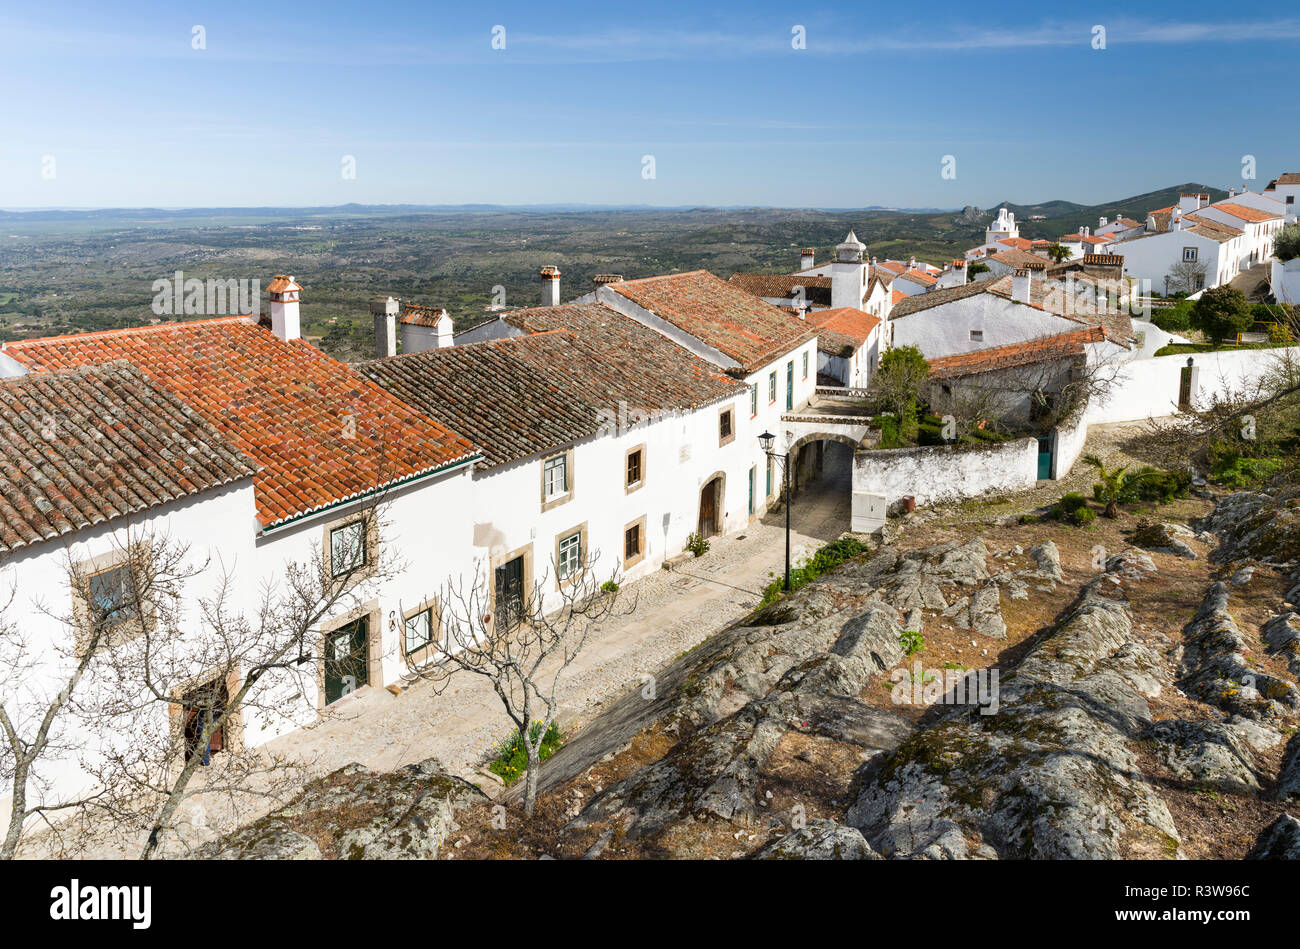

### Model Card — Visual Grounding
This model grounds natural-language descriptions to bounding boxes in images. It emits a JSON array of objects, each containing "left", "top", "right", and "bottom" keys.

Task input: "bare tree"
[
  {"left": 1166, "top": 260, "right": 1208, "bottom": 297},
  {"left": 0, "top": 548, "right": 127, "bottom": 859},
  {"left": 406, "top": 550, "right": 632, "bottom": 816},
  {"left": 67, "top": 500, "right": 396, "bottom": 860}
]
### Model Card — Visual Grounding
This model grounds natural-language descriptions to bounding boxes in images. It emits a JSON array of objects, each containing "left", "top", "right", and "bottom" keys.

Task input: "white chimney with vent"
[
  {"left": 1179, "top": 192, "right": 1209, "bottom": 214},
  {"left": 799, "top": 248, "right": 815, "bottom": 270},
  {"left": 1173, "top": 206, "right": 1184, "bottom": 231},
  {"left": 1011, "top": 268, "right": 1032, "bottom": 303},
  {"left": 267, "top": 274, "right": 302, "bottom": 341},
  {"left": 540, "top": 266, "right": 561, "bottom": 306},
  {"left": 1099, "top": 215, "right": 1108, "bottom": 228},
  {"left": 400, "top": 306, "right": 454, "bottom": 354},
  {"left": 830, "top": 230, "right": 867, "bottom": 310},
  {"left": 370, "top": 295, "right": 399, "bottom": 359}
]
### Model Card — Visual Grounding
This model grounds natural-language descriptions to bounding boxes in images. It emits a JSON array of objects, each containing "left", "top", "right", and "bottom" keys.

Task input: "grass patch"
[
  {"left": 758, "top": 536, "right": 869, "bottom": 607},
  {"left": 487, "top": 721, "right": 564, "bottom": 785}
]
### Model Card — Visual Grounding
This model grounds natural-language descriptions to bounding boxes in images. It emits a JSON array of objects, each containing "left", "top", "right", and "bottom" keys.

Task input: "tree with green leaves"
[
  {"left": 1047, "top": 243, "right": 1072, "bottom": 264},
  {"left": 1275, "top": 221, "right": 1300, "bottom": 263},
  {"left": 966, "top": 262, "right": 990, "bottom": 283},
  {"left": 871, "top": 345, "right": 930, "bottom": 441},
  {"left": 1189, "top": 285, "right": 1253, "bottom": 346},
  {"left": 1084, "top": 454, "right": 1156, "bottom": 518}
]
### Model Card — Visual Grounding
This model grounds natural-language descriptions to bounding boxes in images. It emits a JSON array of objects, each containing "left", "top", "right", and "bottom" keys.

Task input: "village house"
[
  {"left": 1, "top": 280, "right": 488, "bottom": 765},
  {"left": 1264, "top": 173, "right": 1300, "bottom": 221},
  {"left": 888, "top": 268, "right": 1134, "bottom": 362},
  {"left": 361, "top": 303, "right": 754, "bottom": 616},
  {"left": 802, "top": 306, "right": 888, "bottom": 388}
]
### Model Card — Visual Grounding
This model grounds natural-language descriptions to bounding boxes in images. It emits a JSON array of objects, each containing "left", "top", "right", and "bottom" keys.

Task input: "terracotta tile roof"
[
  {"left": 0, "top": 361, "right": 257, "bottom": 553},
  {"left": 727, "top": 273, "right": 832, "bottom": 307},
  {"left": 606, "top": 270, "right": 814, "bottom": 372},
  {"left": 989, "top": 248, "right": 1051, "bottom": 269},
  {"left": 1272, "top": 173, "right": 1300, "bottom": 186},
  {"left": 400, "top": 304, "right": 448, "bottom": 327},
  {"left": 1211, "top": 202, "right": 1283, "bottom": 223},
  {"left": 4, "top": 318, "right": 479, "bottom": 529},
  {"left": 997, "top": 237, "right": 1034, "bottom": 250},
  {"left": 265, "top": 274, "right": 301, "bottom": 294},
  {"left": 1059, "top": 233, "right": 1110, "bottom": 245},
  {"left": 891, "top": 288, "right": 907, "bottom": 304},
  {"left": 927, "top": 327, "right": 1105, "bottom": 380},
  {"left": 898, "top": 269, "right": 938, "bottom": 286},
  {"left": 874, "top": 260, "right": 906, "bottom": 275},
  {"left": 1181, "top": 214, "right": 1244, "bottom": 242},
  {"left": 805, "top": 307, "right": 883, "bottom": 356},
  {"left": 361, "top": 309, "right": 744, "bottom": 468}
]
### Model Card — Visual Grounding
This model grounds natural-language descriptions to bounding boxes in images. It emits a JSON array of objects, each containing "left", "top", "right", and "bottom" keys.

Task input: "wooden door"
[
  {"left": 494, "top": 556, "right": 525, "bottom": 626},
  {"left": 699, "top": 479, "right": 719, "bottom": 537},
  {"left": 1178, "top": 367, "right": 1193, "bottom": 410}
]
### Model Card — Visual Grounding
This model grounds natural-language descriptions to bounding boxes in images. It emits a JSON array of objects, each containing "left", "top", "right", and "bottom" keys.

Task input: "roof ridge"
[{"left": 5, "top": 314, "right": 253, "bottom": 349}]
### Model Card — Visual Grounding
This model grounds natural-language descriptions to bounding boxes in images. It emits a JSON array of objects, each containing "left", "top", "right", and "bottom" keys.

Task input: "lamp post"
[{"left": 758, "top": 430, "right": 791, "bottom": 593}]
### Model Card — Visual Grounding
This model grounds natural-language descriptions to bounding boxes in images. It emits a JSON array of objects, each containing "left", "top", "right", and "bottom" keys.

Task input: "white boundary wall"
[
  {"left": 853, "top": 436, "right": 1038, "bottom": 507},
  {"left": 1087, "top": 346, "right": 1300, "bottom": 424}
]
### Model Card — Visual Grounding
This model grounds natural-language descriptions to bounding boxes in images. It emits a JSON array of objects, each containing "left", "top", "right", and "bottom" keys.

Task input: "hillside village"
[{"left": 2, "top": 171, "right": 1300, "bottom": 861}]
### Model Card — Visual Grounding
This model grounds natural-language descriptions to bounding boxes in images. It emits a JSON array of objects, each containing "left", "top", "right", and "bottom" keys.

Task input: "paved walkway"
[{"left": 268, "top": 444, "right": 854, "bottom": 783}]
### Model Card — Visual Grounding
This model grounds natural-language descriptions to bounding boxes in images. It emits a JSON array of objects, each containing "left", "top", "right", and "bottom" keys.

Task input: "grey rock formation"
[
  {"left": 848, "top": 563, "right": 1181, "bottom": 860},
  {"left": 1179, "top": 583, "right": 1300, "bottom": 719},
  {"left": 192, "top": 759, "right": 486, "bottom": 860},
  {"left": 1141, "top": 719, "right": 1260, "bottom": 794},
  {"left": 756, "top": 818, "right": 882, "bottom": 859}
]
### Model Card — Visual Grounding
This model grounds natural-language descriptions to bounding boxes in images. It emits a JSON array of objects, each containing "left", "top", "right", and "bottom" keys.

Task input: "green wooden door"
[{"left": 324, "top": 617, "right": 369, "bottom": 704}]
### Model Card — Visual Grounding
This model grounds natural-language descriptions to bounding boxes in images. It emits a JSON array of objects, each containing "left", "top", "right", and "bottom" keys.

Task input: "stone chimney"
[
  {"left": 267, "top": 274, "right": 302, "bottom": 341},
  {"left": 540, "top": 266, "right": 561, "bottom": 306},
  {"left": 799, "top": 247, "right": 815, "bottom": 270},
  {"left": 1011, "top": 268, "right": 1032, "bottom": 303},
  {"left": 370, "top": 294, "right": 399, "bottom": 359}
]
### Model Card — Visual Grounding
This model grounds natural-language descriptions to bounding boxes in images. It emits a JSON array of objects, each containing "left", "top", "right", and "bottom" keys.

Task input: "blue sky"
[{"left": 2, "top": 0, "right": 1297, "bottom": 209}]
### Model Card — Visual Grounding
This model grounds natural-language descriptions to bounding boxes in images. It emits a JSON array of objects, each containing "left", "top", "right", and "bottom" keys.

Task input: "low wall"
[
  {"left": 853, "top": 436, "right": 1038, "bottom": 507},
  {"left": 1087, "top": 346, "right": 1300, "bottom": 425},
  {"left": 1052, "top": 406, "right": 1088, "bottom": 479}
]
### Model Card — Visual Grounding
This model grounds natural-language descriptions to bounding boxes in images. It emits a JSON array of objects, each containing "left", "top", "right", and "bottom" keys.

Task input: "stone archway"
[{"left": 785, "top": 432, "right": 861, "bottom": 499}]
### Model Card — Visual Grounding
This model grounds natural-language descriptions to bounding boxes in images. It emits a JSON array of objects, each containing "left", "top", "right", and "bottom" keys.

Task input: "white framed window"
[
  {"left": 768, "top": 371, "right": 777, "bottom": 403},
  {"left": 329, "top": 521, "right": 367, "bottom": 578},
  {"left": 801, "top": 350, "right": 809, "bottom": 379},
  {"left": 544, "top": 454, "right": 568, "bottom": 499},
  {"left": 749, "top": 384, "right": 758, "bottom": 417},
  {"left": 88, "top": 563, "right": 139, "bottom": 631},
  {"left": 1182, "top": 246, "right": 1198, "bottom": 262},
  {"left": 969, "top": 329, "right": 984, "bottom": 342},
  {"left": 557, "top": 531, "right": 582, "bottom": 580}
]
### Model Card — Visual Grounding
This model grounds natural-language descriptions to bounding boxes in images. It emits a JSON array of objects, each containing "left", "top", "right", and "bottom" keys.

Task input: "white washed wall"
[{"left": 852, "top": 437, "right": 1038, "bottom": 507}]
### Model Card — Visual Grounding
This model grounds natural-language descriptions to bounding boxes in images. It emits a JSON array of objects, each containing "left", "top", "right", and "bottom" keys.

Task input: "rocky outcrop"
[
  {"left": 1247, "top": 814, "right": 1300, "bottom": 859},
  {"left": 1203, "top": 488, "right": 1300, "bottom": 565},
  {"left": 192, "top": 759, "right": 486, "bottom": 860},
  {"left": 847, "top": 558, "right": 1181, "bottom": 860},
  {"left": 1179, "top": 583, "right": 1300, "bottom": 719},
  {"left": 1263, "top": 612, "right": 1300, "bottom": 677},
  {"left": 1141, "top": 720, "right": 1261, "bottom": 794},
  {"left": 756, "top": 819, "right": 881, "bottom": 859},
  {"left": 1132, "top": 521, "right": 1197, "bottom": 560}
]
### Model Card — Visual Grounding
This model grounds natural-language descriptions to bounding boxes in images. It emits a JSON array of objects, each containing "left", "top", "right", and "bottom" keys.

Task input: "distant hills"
[{"left": 0, "top": 185, "right": 1228, "bottom": 226}]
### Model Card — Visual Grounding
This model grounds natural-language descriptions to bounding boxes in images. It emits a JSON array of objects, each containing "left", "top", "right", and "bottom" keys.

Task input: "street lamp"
[{"left": 759, "top": 430, "right": 791, "bottom": 593}]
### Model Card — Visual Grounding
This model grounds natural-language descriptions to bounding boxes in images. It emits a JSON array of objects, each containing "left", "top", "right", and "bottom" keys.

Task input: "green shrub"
[
  {"left": 1092, "top": 466, "right": 1189, "bottom": 505},
  {"left": 1150, "top": 301, "right": 1192, "bottom": 333},
  {"left": 600, "top": 580, "right": 619, "bottom": 593},
  {"left": 758, "top": 536, "right": 869, "bottom": 607},
  {"left": 1070, "top": 506, "right": 1097, "bottom": 526},
  {"left": 685, "top": 531, "right": 710, "bottom": 557},
  {"left": 899, "top": 629, "right": 925, "bottom": 657},
  {"left": 488, "top": 720, "right": 563, "bottom": 785},
  {"left": 873, "top": 413, "right": 902, "bottom": 448},
  {"left": 1208, "top": 446, "right": 1286, "bottom": 488}
]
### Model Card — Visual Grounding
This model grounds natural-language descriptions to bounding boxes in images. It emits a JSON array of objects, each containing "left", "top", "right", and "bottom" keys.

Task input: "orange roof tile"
[
  {"left": 805, "top": 307, "right": 883, "bottom": 355},
  {"left": 927, "top": 327, "right": 1106, "bottom": 380},
  {"left": 607, "top": 270, "right": 813, "bottom": 373},
  {"left": 4, "top": 317, "right": 479, "bottom": 528},
  {"left": 1211, "top": 202, "right": 1283, "bottom": 223}
]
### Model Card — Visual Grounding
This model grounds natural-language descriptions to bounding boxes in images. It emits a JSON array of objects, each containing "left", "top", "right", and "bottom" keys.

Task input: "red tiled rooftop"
[
  {"left": 927, "top": 327, "right": 1106, "bottom": 380},
  {"left": 606, "top": 270, "right": 813, "bottom": 372},
  {"left": 4, "top": 317, "right": 479, "bottom": 528}
]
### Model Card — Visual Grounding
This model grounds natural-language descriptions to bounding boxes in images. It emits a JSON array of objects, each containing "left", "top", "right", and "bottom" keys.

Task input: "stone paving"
[{"left": 268, "top": 443, "right": 855, "bottom": 784}]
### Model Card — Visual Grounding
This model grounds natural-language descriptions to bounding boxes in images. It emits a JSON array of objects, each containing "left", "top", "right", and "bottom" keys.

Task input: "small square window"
[
  {"left": 1182, "top": 247, "right": 1198, "bottom": 262},
  {"left": 969, "top": 329, "right": 984, "bottom": 342},
  {"left": 88, "top": 564, "right": 139, "bottom": 630},
  {"left": 544, "top": 455, "right": 568, "bottom": 499},
  {"left": 719, "top": 408, "right": 734, "bottom": 444},
  {"left": 404, "top": 608, "right": 435, "bottom": 655},
  {"left": 329, "top": 521, "right": 367, "bottom": 578},
  {"left": 624, "top": 523, "right": 641, "bottom": 561},
  {"left": 626, "top": 448, "right": 642, "bottom": 488},
  {"left": 558, "top": 532, "right": 582, "bottom": 580}
]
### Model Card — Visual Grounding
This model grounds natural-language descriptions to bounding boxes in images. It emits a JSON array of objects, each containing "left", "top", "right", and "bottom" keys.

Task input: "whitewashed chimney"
[
  {"left": 1011, "top": 268, "right": 1032, "bottom": 303},
  {"left": 1099, "top": 215, "right": 1108, "bottom": 228},
  {"left": 540, "top": 265, "right": 561, "bottom": 306},
  {"left": 1173, "top": 206, "right": 1184, "bottom": 231},
  {"left": 370, "top": 294, "right": 399, "bottom": 359},
  {"left": 830, "top": 230, "right": 867, "bottom": 310},
  {"left": 399, "top": 305, "right": 453, "bottom": 354},
  {"left": 799, "top": 247, "right": 815, "bottom": 270},
  {"left": 267, "top": 274, "right": 302, "bottom": 341}
]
